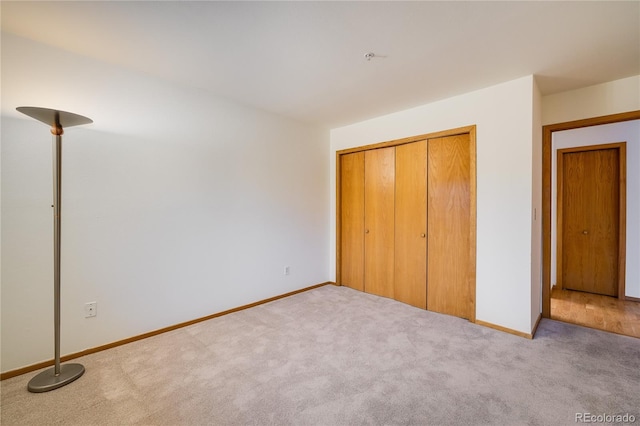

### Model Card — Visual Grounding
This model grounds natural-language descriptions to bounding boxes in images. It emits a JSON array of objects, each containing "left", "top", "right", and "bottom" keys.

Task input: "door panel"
[
  {"left": 364, "top": 147, "right": 395, "bottom": 299},
  {"left": 340, "top": 152, "right": 365, "bottom": 291},
  {"left": 395, "top": 141, "right": 427, "bottom": 309},
  {"left": 427, "top": 134, "right": 471, "bottom": 319},
  {"left": 561, "top": 148, "right": 619, "bottom": 296}
]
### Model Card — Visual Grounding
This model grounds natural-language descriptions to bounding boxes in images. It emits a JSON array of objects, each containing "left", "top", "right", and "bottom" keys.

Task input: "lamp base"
[{"left": 27, "top": 363, "right": 85, "bottom": 393}]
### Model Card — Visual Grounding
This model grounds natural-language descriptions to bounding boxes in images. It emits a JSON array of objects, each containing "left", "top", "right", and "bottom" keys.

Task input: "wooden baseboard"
[
  {"left": 474, "top": 319, "right": 535, "bottom": 339},
  {"left": 625, "top": 295, "right": 640, "bottom": 303},
  {"left": 1, "top": 282, "right": 333, "bottom": 381}
]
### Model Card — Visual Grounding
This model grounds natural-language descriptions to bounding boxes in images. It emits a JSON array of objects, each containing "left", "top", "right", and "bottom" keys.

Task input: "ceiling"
[{"left": 2, "top": 1, "right": 639, "bottom": 128}]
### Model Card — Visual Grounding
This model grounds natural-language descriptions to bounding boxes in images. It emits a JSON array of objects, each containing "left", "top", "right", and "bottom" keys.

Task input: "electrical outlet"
[
  {"left": 85, "top": 302, "right": 97, "bottom": 318},
  {"left": 284, "top": 266, "right": 290, "bottom": 275}
]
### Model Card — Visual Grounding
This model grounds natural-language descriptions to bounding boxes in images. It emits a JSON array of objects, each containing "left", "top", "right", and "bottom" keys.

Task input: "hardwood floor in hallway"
[{"left": 550, "top": 286, "right": 640, "bottom": 338}]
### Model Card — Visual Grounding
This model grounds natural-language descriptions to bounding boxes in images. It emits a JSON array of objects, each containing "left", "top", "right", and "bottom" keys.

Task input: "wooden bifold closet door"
[
  {"left": 340, "top": 147, "right": 397, "bottom": 299},
  {"left": 339, "top": 152, "right": 365, "bottom": 292},
  {"left": 426, "top": 134, "right": 472, "bottom": 319},
  {"left": 338, "top": 128, "right": 475, "bottom": 321},
  {"left": 395, "top": 141, "right": 427, "bottom": 309},
  {"left": 364, "top": 147, "right": 396, "bottom": 299}
]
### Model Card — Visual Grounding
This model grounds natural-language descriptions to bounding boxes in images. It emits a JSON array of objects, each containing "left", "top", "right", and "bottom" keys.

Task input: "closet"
[{"left": 337, "top": 127, "right": 476, "bottom": 321}]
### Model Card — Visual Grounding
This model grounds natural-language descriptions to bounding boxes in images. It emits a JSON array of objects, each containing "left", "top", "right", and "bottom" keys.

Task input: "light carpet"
[{"left": 1, "top": 285, "right": 639, "bottom": 425}]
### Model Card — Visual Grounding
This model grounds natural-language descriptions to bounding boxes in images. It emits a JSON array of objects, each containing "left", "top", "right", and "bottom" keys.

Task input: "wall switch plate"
[
  {"left": 284, "top": 266, "right": 290, "bottom": 275},
  {"left": 85, "top": 302, "right": 97, "bottom": 318}
]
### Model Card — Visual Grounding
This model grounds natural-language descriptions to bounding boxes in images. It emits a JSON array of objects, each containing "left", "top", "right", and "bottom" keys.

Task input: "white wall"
[
  {"left": 542, "top": 75, "right": 640, "bottom": 125},
  {"left": 330, "top": 76, "right": 538, "bottom": 334},
  {"left": 1, "top": 34, "right": 330, "bottom": 373},
  {"left": 550, "top": 120, "right": 640, "bottom": 298}
]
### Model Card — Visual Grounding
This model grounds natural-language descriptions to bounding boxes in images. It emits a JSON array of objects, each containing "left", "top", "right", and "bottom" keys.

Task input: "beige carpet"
[{"left": 1, "top": 285, "right": 639, "bottom": 425}]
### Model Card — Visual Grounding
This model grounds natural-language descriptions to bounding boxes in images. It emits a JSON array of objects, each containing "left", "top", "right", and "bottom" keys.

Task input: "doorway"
[{"left": 542, "top": 111, "right": 640, "bottom": 338}]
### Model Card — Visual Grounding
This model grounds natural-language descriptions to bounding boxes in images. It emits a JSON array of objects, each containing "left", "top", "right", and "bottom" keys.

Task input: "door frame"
[
  {"left": 336, "top": 125, "right": 476, "bottom": 322},
  {"left": 542, "top": 110, "right": 640, "bottom": 318},
  {"left": 556, "top": 142, "right": 627, "bottom": 297}
]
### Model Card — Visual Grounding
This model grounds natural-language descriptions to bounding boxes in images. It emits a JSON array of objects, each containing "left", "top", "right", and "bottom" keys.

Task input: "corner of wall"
[{"left": 531, "top": 77, "right": 543, "bottom": 330}]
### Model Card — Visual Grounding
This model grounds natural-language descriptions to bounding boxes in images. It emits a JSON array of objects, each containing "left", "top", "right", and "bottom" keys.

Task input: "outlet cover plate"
[{"left": 85, "top": 302, "right": 97, "bottom": 318}]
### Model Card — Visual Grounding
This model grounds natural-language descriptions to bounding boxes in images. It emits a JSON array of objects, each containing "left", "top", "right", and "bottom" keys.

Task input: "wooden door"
[
  {"left": 340, "top": 152, "right": 365, "bottom": 291},
  {"left": 559, "top": 146, "right": 622, "bottom": 297},
  {"left": 427, "top": 134, "right": 472, "bottom": 319},
  {"left": 364, "top": 147, "right": 395, "bottom": 299},
  {"left": 395, "top": 141, "right": 427, "bottom": 309}
]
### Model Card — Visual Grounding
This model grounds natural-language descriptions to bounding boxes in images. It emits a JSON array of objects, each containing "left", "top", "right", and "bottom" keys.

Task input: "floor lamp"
[{"left": 16, "top": 106, "right": 93, "bottom": 393}]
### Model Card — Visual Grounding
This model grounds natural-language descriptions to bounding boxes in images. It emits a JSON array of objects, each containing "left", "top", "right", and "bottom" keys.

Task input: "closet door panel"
[
  {"left": 340, "top": 152, "right": 365, "bottom": 291},
  {"left": 427, "top": 134, "right": 472, "bottom": 319},
  {"left": 364, "top": 147, "right": 395, "bottom": 299},
  {"left": 395, "top": 141, "right": 427, "bottom": 309}
]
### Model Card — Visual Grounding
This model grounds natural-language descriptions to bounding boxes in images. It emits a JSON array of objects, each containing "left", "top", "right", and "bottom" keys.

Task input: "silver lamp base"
[{"left": 27, "top": 363, "right": 85, "bottom": 393}]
